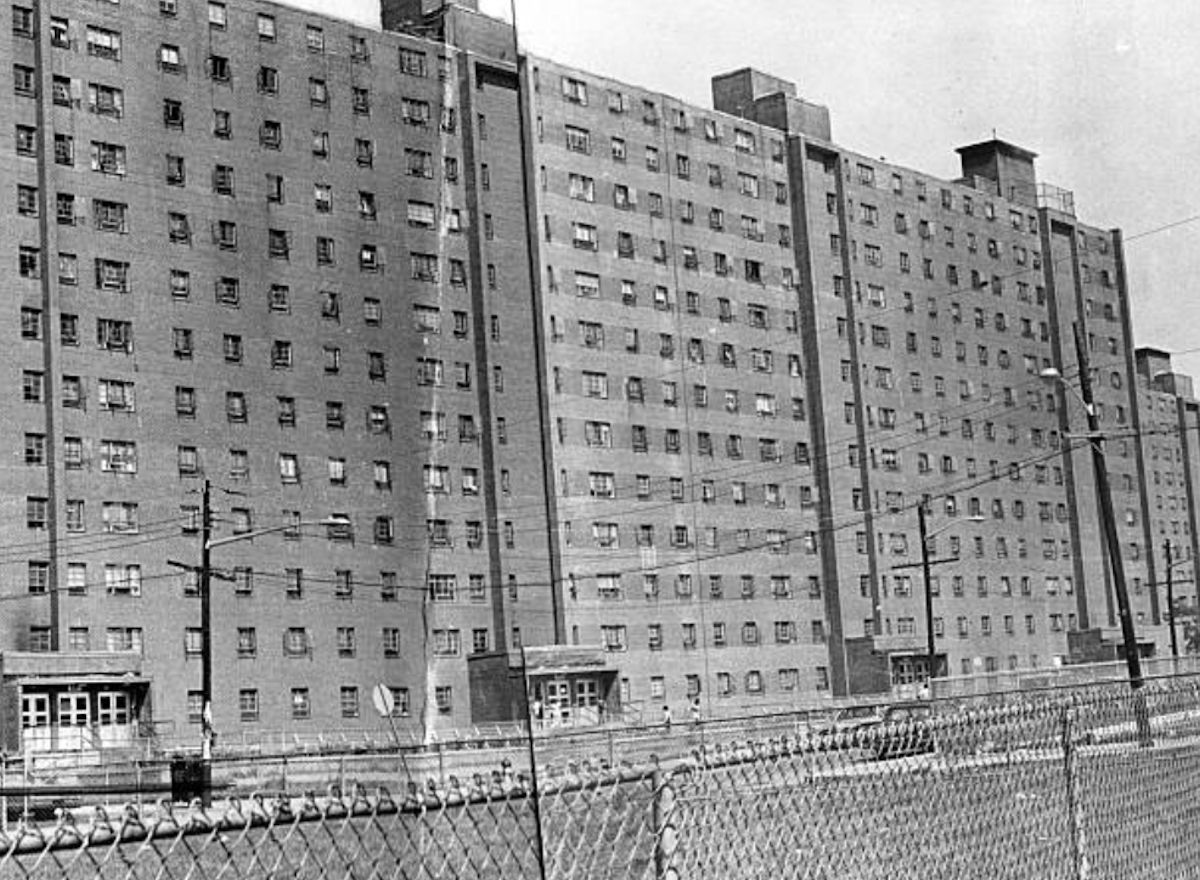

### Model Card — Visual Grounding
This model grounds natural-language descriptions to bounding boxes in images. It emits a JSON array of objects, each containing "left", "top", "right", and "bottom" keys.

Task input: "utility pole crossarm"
[
  {"left": 891, "top": 557, "right": 961, "bottom": 572},
  {"left": 206, "top": 518, "right": 340, "bottom": 549}
]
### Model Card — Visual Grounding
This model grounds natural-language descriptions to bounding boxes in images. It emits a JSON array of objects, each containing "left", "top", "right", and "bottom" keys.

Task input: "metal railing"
[
  {"left": 6, "top": 674, "right": 1200, "bottom": 877},
  {"left": 151, "top": 722, "right": 531, "bottom": 756}
]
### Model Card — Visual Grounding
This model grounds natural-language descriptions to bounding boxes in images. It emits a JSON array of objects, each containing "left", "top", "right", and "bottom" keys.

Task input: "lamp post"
[{"left": 1041, "top": 322, "right": 1150, "bottom": 745}]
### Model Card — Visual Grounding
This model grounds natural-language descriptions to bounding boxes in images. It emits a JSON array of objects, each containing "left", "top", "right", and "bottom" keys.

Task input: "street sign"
[{"left": 371, "top": 683, "right": 394, "bottom": 718}]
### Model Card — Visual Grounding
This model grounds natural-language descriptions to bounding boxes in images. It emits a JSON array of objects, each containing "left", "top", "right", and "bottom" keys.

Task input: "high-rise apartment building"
[
  {"left": 0, "top": 0, "right": 1192, "bottom": 751},
  {"left": 1129, "top": 348, "right": 1200, "bottom": 649},
  {"left": 1, "top": 0, "right": 557, "bottom": 747}
]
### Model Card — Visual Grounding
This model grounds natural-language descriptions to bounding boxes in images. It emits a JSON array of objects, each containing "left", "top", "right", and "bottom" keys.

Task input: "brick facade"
[{"left": 0, "top": 0, "right": 1189, "bottom": 743}]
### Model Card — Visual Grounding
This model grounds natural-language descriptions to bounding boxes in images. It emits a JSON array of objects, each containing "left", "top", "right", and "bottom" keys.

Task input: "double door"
[
  {"left": 20, "top": 691, "right": 133, "bottom": 751},
  {"left": 55, "top": 693, "right": 90, "bottom": 750}
]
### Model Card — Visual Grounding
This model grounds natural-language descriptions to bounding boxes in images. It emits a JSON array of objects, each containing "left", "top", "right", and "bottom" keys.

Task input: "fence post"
[
  {"left": 1060, "top": 706, "right": 1090, "bottom": 880},
  {"left": 524, "top": 720, "right": 548, "bottom": 880},
  {"left": 652, "top": 762, "right": 679, "bottom": 880}
]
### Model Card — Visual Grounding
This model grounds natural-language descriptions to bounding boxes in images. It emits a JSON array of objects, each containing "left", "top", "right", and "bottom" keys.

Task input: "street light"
[
  {"left": 1039, "top": 366, "right": 1093, "bottom": 416},
  {"left": 1041, "top": 323, "right": 1150, "bottom": 746}
]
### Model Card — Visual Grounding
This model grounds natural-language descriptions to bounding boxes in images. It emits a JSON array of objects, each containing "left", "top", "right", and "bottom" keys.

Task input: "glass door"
[
  {"left": 544, "top": 679, "right": 570, "bottom": 725},
  {"left": 56, "top": 693, "right": 90, "bottom": 750},
  {"left": 97, "top": 691, "right": 132, "bottom": 747},
  {"left": 20, "top": 694, "right": 50, "bottom": 752}
]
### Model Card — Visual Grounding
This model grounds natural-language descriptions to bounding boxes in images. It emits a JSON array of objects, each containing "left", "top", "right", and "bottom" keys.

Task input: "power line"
[{"left": 35, "top": 417, "right": 1194, "bottom": 610}]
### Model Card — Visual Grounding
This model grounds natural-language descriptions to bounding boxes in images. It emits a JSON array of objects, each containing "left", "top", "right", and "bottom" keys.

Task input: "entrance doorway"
[
  {"left": 97, "top": 692, "right": 132, "bottom": 747},
  {"left": 56, "top": 693, "right": 90, "bottom": 750}
]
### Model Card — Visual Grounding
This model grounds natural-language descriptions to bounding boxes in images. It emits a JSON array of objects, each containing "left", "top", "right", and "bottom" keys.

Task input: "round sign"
[{"left": 371, "top": 683, "right": 395, "bottom": 718}]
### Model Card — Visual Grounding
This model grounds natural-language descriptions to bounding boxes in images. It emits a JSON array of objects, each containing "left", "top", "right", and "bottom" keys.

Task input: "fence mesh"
[{"left": 4, "top": 674, "right": 1200, "bottom": 878}]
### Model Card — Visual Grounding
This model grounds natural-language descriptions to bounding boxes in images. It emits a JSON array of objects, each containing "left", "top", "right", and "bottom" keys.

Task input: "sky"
[{"left": 297, "top": 0, "right": 1200, "bottom": 380}]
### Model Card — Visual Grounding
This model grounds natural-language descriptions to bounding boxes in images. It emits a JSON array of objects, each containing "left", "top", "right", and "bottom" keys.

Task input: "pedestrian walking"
[
  {"left": 662, "top": 705, "right": 673, "bottom": 730},
  {"left": 690, "top": 697, "right": 702, "bottom": 723}
]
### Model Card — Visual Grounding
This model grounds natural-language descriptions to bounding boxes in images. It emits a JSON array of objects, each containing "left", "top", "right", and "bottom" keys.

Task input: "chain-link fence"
[{"left": 5, "top": 674, "right": 1200, "bottom": 878}]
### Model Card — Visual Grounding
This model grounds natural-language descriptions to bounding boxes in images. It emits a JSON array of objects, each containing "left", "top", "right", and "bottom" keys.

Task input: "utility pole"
[
  {"left": 199, "top": 479, "right": 214, "bottom": 785},
  {"left": 1073, "top": 323, "right": 1149, "bottom": 744},
  {"left": 918, "top": 502, "right": 937, "bottom": 682},
  {"left": 1165, "top": 540, "right": 1179, "bottom": 660}
]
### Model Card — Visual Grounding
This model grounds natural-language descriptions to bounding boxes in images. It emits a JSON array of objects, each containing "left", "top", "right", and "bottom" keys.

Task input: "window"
[
  {"left": 104, "top": 565, "right": 142, "bottom": 597},
  {"left": 738, "top": 172, "right": 760, "bottom": 198},
  {"left": 357, "top": 191, "right": 378, "bottom": 222},
  {"left": 309, "top": 77, "right": 328, "bottom": 105},
  {"left": 334, "top": 686, "right": 360, "bottom": 719},
  {"left": 105, "top": 627, "right": 143, "bottom": 654},
  {"left": 20, "top": 307, "right": 42, "bottom": 341},
  {"left": 212, "top": 276, "right": 239, "bottom": 306},
  {"left": 561, "top": 75, "right": 588, "bottom": 104},
  {"left": 93, "top": 199, "right": 128, "bottom": 233},
  {"left": 387, "top": 41, "right": 425, "bottom": 75},
  {"left": 168, "top": 212, "right": 191, "bottom": 244},
  {"left": 101, "top": 501, "right": 138, "bottom": 533},
  {"left": 311, "top": 130, "right": 330, "bottom": 158},
  {"left": 305, "top": 23, "right": 324, "bottom": 51},
  {"left": 15, "top": 184, "right": 38, "bottom": 217},
  {"left": 23, "top": 430, "right": 46, "bottom": 466},
  {"left": 13, "top": 64, "right": 36, "bottom": 97},
  {"left": 206, "top": 54, "right": 231, "bottom": 83},
  {"left": 266, "top": 339, "right": 292, "bottom": 370},
  {"left": 359, "top": 244, "right": 381, "bottom": 273},
  {"left": 599, "top": 625, "right": 627, "bottom": 653},
  {"left": 12, "top": 6, "right": 33, "bottom": 37},
  {"left": 158, "top": 97, "right": 188, "bottom": 132},
  {"left": 14, "top": 125, "right": 36, "bottom": 158},
  {"left": 433, "top": 629, "right": 461, "bottom": 657},
  {"left": 583, "top": 422, "right": 609, "bottom": 453},
  {"left": 259, "top": 119, "right": 282, "bottom": 149},
  {"left": 96, "top": 318, "right": 133, "bottom": 353},
  {"left": 46, "top": 77, "right": 75, "bottom": 110},
  {"left": 315, "top": 237, "right": 336, "bottom": 265},
  {"left": 213, "top": 220, "right": 237, "bottom": 251}
]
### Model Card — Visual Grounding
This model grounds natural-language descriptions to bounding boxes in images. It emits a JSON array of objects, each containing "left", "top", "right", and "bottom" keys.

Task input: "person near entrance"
[{"left": 531, "top": 697, "right": 544, "bottom": 730}]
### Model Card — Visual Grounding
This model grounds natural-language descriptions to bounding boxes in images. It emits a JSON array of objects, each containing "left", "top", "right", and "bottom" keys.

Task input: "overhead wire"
[{"left": 19, "top": 415, "right": 1197, "bottom": 615}]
